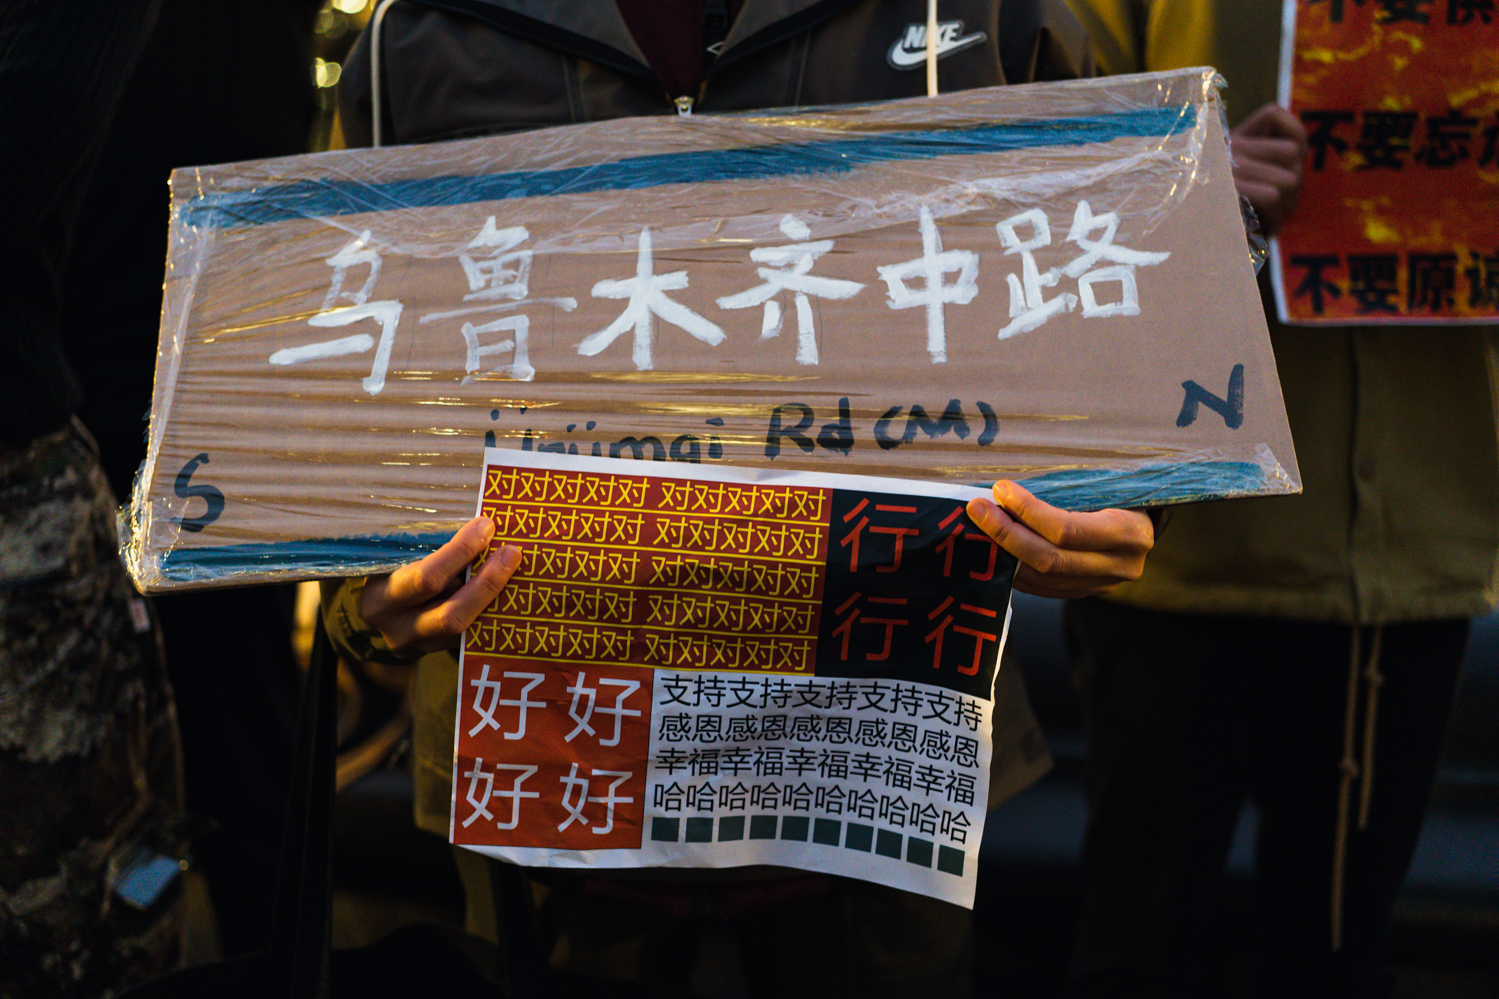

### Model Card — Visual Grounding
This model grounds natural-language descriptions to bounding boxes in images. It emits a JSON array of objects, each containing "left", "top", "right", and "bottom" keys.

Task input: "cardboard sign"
[
  {"left": 1271, "top": 0, "right": 1499, "bottom": 325},
  {"left": 126, "top": 68, "right": 1298, "bottom": 592},
  {"left": 453, "top": 449, "right": 1013, "bottom": 907}
]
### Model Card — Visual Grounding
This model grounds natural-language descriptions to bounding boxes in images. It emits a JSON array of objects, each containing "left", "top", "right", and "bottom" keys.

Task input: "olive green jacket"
[{"left": 1066, "top": 0, "right": 1499, "bottom": 624}]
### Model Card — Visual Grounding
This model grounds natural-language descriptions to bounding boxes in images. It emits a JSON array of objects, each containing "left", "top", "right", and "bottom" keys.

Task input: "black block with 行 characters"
[{"left": 816, "top": 489, "right": 1017, "bottom": 700}]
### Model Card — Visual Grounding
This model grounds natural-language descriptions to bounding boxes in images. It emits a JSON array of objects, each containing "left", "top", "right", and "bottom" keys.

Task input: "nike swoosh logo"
[{"left": 887, "top": 22, "right": 987, "bottom": 70}]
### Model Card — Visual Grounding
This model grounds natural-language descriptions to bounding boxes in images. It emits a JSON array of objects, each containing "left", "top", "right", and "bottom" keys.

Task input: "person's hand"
[
  {"left": 966, "top": 481, "right": 1153, "bottom": 599},
  {"left": 359, "top": 516, "right": 521, "bottom": 653},
  {"left": 1230, "top": 102, "right": 1308, "bottom": 238}
]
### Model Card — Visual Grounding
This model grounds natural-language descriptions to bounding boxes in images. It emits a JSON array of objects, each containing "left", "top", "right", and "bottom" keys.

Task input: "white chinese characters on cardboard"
[{"left": 128, "top": 69, "right": 1299, "bottom": 592}]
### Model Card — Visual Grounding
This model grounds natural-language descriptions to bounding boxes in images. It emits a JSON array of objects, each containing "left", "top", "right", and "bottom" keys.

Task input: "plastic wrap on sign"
[{"left": 126, "top": 67, "right": 1300, "bottom": 592}]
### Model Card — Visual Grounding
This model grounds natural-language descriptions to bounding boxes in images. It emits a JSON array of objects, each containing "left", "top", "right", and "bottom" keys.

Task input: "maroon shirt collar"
[{"left": 614, "top": 0, "right": 745, "bottom": 98}]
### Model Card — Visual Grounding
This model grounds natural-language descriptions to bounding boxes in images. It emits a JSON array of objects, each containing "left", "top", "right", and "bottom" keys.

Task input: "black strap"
[
  {"left": 270, "top": 616, "right": 338, "bottom": 999},
  {"left": 488, "top": 861, "right": 544, "bottom": 997}
]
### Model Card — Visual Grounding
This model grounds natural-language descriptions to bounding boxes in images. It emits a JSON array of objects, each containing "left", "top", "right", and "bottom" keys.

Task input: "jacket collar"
[
  {"left": 715, "top": 0, "right": 867, "bottom": 72},
  {"left": 421, "top": 0, "right": 860, "bottom": 73},
  {"left": 722, "top": 0, "right": 853, "bottom": 52},
  {"left": 470, "top": 0, "right": 650, "bottom": 69}
]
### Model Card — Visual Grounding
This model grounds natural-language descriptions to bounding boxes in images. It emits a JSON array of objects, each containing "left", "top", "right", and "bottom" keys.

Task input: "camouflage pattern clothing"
[{"left": 0, "top": 420, "right": 185, "bottom": 998}]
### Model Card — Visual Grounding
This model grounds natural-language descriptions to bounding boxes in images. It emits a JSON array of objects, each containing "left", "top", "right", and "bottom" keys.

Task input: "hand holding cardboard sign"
[
  {"left": 359, "top": 516, "right": 521, "bottom": 653},
  {"left": 966, "top": 483, "right": 1153, "bottom": 599},
  {"left": 1229, "top": 102, "right": 1308, "bottom": 238}
]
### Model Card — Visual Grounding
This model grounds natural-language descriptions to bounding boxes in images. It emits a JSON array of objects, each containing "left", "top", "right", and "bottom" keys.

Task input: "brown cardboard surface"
[{"left": 129, "top": 68, "right": 1297, "bottom": 591}]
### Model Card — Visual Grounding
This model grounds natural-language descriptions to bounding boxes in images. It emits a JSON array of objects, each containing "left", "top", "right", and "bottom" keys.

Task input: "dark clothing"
[
  {"left": 53, "top": 0, "right": 322, "bottom": 956},
  {"left": 60, "top": 0, "right": 321, "bottom": 502},
  {"left": 1065, "top": 598, "right": 1467, "bottom": 999},
  {"left": 340, "top": 0, "right": 1092, "bottom": 146},
  {"left": 0, "top": 0, "right": 161, "bottom": 445},
  {"left": 533, "top": 866, "right": 972, "bottom": 999},
  {"left": 151, "top": 586, "right": 300, "bottom": 954},
  {"left": 1, "top": 3, "right": 186, "bottom": 993},
  {"left": 0, "top": 422, "right": 185, "bottom": 998}
]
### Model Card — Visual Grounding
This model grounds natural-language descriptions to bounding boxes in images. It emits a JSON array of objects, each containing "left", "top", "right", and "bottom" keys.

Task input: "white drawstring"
[
  {"left": 369, "top": 0, "right": 401, "bottom": 148},
  {"left": 925, "top": 0, "right": 939, "bottom": 97},
  {"left": 1331, "top": 624, "right": 1384, "bottom": 953}
]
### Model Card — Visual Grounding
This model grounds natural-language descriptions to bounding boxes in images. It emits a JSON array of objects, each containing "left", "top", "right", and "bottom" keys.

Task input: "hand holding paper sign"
[
  {"left": 359, "top": 516, "right": 522, "bottom": 654},
  {"left": 966, "top": 482, "right": 1153, "bottom": 599},
  {"left": 1229, "top": 103, "right": 1308, "bottom": 238}
]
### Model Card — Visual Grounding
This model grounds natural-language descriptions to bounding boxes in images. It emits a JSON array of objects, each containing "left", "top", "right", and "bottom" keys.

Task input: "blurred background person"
[
  {"left": 1, "top": 2, "right": 185, "bottom": 995},
  {"left": 54, "top": 0, "right": 325, "bottom": 959},
  {"left": 1061, "top": 2, "right": 1499, "bottom": 997}
]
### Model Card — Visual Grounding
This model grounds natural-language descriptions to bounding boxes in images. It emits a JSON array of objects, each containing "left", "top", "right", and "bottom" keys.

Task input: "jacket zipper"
[{"left": 405, "top": 0, "right": 862, "bottom": 116}]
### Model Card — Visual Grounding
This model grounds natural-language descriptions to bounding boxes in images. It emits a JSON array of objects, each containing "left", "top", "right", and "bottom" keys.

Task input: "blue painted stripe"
[
  {"left": 183, "top": 106, "right": 1194, "bottom": 228},
  {"left": 1016, "top": 460, "right": 1267, "bottom": 511},
  {"left": 154, "top": 456, "right": 1259, "bottom": 581},
  {"left": 157, "top": 532, "right": 455, "bottom": 583}
]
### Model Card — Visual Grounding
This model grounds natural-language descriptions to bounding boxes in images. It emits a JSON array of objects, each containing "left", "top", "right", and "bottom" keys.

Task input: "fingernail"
[
  {"left": 476, "top": 516, "right": 496, "bottom": 540},
  {"left": 499, "top": 545, "right": 522, "bottom": 570},
  {"left": 966, "top": 497, "right": 995, "bottom": 529}
]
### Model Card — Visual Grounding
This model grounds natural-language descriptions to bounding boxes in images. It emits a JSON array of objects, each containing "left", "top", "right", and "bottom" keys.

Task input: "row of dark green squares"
[{"left": 650, "top": 815, "right": 964, "bottom": 876}]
